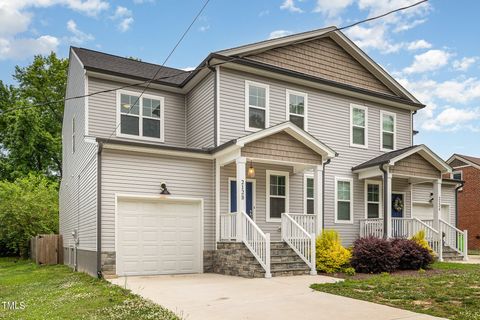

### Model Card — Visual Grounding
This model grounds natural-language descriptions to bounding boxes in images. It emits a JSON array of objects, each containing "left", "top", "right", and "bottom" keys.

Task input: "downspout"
[
  {"left": 322, "top": 159, "right": 332, "bottom": 230},
  {"left": 412, "top": 110, "right": 417, "bottom": 145},
  {"left": 455, "top": 181, "right": 465, "bottom": 227},
  {"left": 207, "top": 62, "right": 217, "bottom": 147},
  {"left": 379, "top": 164, "right": 389, "bottom": 239},
  {"left": 96, "top": 142, "right": 103, "bottom": 279}
]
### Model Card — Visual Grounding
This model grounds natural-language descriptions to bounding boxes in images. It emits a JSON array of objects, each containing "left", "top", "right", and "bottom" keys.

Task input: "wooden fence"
[{"left": 30, "top": 234, "right": 63, "bottom": 265}]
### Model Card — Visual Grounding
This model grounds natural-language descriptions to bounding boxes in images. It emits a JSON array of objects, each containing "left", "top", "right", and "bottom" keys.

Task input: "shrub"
[
  {"left": 0, "top": 174, "right": 58, "bottom": 257},
  {"left": 316, "top": 230, "right": 351, "bottom": 273},
  {"left": 411, "top": 230, "right": 435, "bottom": 256},
  {"left": 351, "top": 237, "right": 401, "bottom": 273},
  {"left": 392, "top": 238, "right": 434, "bottom": 270}
]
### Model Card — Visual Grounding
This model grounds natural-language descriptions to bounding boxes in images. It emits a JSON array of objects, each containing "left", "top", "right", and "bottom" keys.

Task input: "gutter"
[
  {"left": 412, "top": 110, "right": 417, "bottom": 145},
  {"left": 322, "top": 159, "right": 332, "bottom": 230},
  {"left": 96, "top": 142, "right": 104, "bottom": 279},
  {"left": 379, "top": 164, "right": 389, "bottom": 239}
]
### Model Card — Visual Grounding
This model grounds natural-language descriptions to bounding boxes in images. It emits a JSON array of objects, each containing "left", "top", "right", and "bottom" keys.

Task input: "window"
[
  {"left": 286, "top": 90, "right": 307, "bottom": 130},
  {"left": 381, "top": 111, "right": 396, "bottom": 151},
  {"left": 245, "top": 81, "right": 269, "bottom": 131},
  {"left": 117, "top": 91, "right": 164, "bottom": 141},
  {"left": 72, "top": 116, "right": 76, "bottom": 154},
  {"left": 305, "top": 176, "right": 314, "bottom": 214},
  {"left": 452, "top": 171, "right": 462, "bottom": 181},
  {"left": 350, "top": 104, "right": 368, "bottom": 148},
  {"left": 365, "top": 181, "right": 381, "bottom": 219},
  {"left": 267, "top": 170, "right": 289, "bottom": 221},
  {"left": 335, "top": 177, "right": 353, "bottom": 223}
]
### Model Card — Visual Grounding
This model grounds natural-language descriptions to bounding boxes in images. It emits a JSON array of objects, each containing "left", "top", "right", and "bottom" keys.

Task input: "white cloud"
[
  {"left": 345, "top": 25, "right": 403, "bottom": 53},
  {"left": 422, "top": 107, "right": 480, "bottom": 132},
  {"left": 406, "top": 39, "right": 431, "bottom": 51},
  {"left": 181, "top": 66, "right": 195, "bottom": 71},
  {"left": 453, "top": 57, "right": 478, "bottom": 71},
  {"left": 199, "top": 25, "right": 210, "bottom": 32},
  {"left": 268, "top": 30, "right": 293, "bottom": 39},
  {"left": 314, "top": 0, "right": 353, "bottom": 17},
  {"left": 403, "top": 49, "right": 451, "bottom": 74},
  {"left": 0, "top": 6, "right": 31, "bottom": 37},
  {"left": 133, "top": 0, "right": 154, "bottom": 4},
  {"left": 394, "top": 18, "right": 426, "bottom": 32},
  {"left": 67, "top": 19, "right": 94, "bottom": 44},
  {"left": 0, "top": 35, "right": 59, "bottom": 60},
  {"left": 280, "top": 0, "right": 303, "bottom": 13},
  {"left": 112, "top": 6, "right": 134, "bottom": 32}
]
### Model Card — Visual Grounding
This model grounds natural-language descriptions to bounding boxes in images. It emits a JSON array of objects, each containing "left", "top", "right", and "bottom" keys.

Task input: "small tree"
[
  {"left": 0, "top": 174, "right": 58, "bottom": 257},
  {"left": 316, "top": 230, "right": 351, "bottom": 273}
]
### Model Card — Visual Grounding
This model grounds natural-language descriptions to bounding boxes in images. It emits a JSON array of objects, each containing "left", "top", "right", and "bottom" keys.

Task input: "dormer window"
[
  {"left": 245, "top": 81, "right": 269, "bottom": 131},
  {"left": 117, "top": 90, "right": 164, "bottom": 142}
]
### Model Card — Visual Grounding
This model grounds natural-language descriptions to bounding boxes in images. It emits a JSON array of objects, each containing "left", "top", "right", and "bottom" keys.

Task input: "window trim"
[
  {"left": 350, "top": 104, "right": 368, "bottom": 149},
  {"left": 116, "top": 89, "right": 165, "bottom": 142},
  {"left": 380, "top": 110, "right": 396, "bottom": 152},
  {"left": 245, "top": 80, "right": 270, "bottom": 132},
  {"left": 334, "top": 176, "right": 354, "bottom": 224},
  {"left": 285, "top": 89, "right": 308, "bottom": 131},
  {"left": 304, "top": 174, "right": 314, "bottom": 215},
  {"left": 72, "top": 116, "right": 76, "bottom": 154},
  {"left": 364, "top": 180, "right": 382, "bottom": 219},
  {"left": 266, "top": 170, "right": 289, "bottom": 222}
]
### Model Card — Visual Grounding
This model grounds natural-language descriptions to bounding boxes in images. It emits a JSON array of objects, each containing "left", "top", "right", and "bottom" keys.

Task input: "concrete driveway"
[{"left": 109, "top": 274, "right": 445, "bottom": 320}]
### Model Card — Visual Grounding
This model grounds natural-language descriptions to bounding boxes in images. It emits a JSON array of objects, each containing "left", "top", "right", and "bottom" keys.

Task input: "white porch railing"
[
  {"left": 440, "top": 218, "right": 468, "bottom": 260},
  {"left": 281, "top": 213, "right": 316, "bottom": 275},
  {"left": 220, "top": 213, "right": 237, "bottom": 241},
  {"left": 287, "top": 213, "right": 317, "bottom": 235},
  {"left": 240, "top": 211, "right": 271, "bottom": 278},
  {"left": 359, "top": 218, "right": 383, "bottom": 238}
]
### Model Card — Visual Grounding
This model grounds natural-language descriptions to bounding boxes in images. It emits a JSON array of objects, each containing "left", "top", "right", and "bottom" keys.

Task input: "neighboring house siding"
[
  {"left": 412, "top": 183, "right": 456, "bottom": 225},
  {"left": 220, "top": 162, "right": 303, "bottom": 241},
  {"left": 186, "top": 73, "right": 215, "bottom": 148},
  {"left": 100, "top": 149, "right": 215, "bottom": 251},
  {"left": 59, "top": 52, "right": 98, "bottom": 254},
  {"left": 88, "top": 77, "right": 186, "bottom": 147},
  {"left": 218, "top": 67, "right": 412, "bottom": 245},
  {"left": 245, "top": 37, "right": 395, "bottom": 96}
]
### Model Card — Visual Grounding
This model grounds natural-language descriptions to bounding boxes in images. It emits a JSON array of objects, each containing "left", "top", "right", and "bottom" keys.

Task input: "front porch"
[
  {"left": 353, "top": 145, "right": 468, "bottom": 261},
  {"left": 213, "top": 123, "right": 337, "bottom": 277}
]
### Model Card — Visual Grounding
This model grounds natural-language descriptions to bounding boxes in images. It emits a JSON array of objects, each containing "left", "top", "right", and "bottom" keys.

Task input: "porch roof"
[{"left": 352, "top": 144, "right": 451, "bottom": 174}]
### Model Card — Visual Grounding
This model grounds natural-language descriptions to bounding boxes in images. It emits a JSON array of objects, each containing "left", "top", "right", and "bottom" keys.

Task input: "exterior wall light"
[
  {"left": 160, "top": 182, "right": 171, "bottom": 195},
  {"left": 247, "top": 161, "right": 255, "bottom": 178}
]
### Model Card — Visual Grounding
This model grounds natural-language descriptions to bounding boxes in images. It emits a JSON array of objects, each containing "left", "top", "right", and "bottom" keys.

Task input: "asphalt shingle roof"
[
  {"left": 72, "top": 47, "right": 191, "bottom": 86},
  {"left": 351, "top": 145, "right": 420, "bottom": 171},
  {"left": 455, "top": 154, "right": 480, "bottom": 167}
]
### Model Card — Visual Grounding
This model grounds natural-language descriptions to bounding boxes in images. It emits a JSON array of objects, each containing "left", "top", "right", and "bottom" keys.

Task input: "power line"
[{"left": 0, "top": 0, "right": 428, "bottom": 116}]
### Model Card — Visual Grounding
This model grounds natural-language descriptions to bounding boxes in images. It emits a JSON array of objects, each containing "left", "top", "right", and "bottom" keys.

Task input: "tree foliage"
[
  {"left": 0, "top": 53, "right": 68, "bottom": 181},
  {"left": 0, "top": 174, "right": 59, "bottom": 257}
]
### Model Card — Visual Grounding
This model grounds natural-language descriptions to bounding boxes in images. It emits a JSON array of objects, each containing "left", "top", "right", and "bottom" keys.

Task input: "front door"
[
  {"left": 391, "top": 193, "right": 404, "bottom": 218},
  {"left": 230, "top": 180, "right": 255, "bottom": 218}
]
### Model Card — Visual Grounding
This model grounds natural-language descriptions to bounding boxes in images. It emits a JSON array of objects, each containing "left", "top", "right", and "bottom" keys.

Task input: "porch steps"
[
  {"left": 442, "top": 246, "right": 465, "bottom": 261},
  {"left": 259, "top": 242, "right": 311, "bottom": 278}
]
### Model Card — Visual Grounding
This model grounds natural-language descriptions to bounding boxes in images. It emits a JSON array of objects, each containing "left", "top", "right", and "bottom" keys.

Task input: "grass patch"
[
  {"left": 311, "top": 262, "right": 480, "bottom": 320},
  {"left": 0, "top": 257, "right": 180, "bottom": 320}
]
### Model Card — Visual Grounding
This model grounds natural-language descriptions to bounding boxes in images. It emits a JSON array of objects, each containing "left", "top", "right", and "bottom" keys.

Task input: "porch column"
[
  {"left": 313, "top": 165, "right": 323, "bottom": 236},
  {"left": 432, "top": 179, "right": 441, "bottom": 231},
  {"left": 235, "top": 157, "right": 247, "bottom": 242},
  {"left": 383, "top": 170, "right": 393, "bottom": 239}
]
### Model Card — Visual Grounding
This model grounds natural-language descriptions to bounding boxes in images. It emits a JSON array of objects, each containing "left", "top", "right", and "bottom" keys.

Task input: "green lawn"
[
  {"left": 0, "top": 258, "right": 180, "bottom": 320},
  {"left": 311, "top": 262, "right": 480, "bottom": 320}
]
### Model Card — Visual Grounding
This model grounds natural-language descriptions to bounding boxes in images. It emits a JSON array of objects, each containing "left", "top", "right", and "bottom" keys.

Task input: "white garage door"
[
  {"left": 117, "top": 197, "right": 202, "bottom": 276},
  {"left": 412, "top": 203, "right": 450, "bottom": 222}
]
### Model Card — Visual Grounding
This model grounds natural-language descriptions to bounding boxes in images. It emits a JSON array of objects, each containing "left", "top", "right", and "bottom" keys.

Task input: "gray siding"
[
  {"left": 59, "top": 51, "right": 98, "bottom": 252},
  {"left": 186, "top": 73, "right": 215, "bottom": 148},
  {"left": 412, "top": 183, "right": 456, "bottom": 225},
  {"left": 100, "top": 149, "right": 215, "bottom": 251},
  {"left": 88, "top": 77, "right": 186, "bottom": 147},
  {"left": 220, "top": 162, "right": 303, "bottom": 241},
  {"left": 219, "top": 67, "right": 412, "bottom": 245}
]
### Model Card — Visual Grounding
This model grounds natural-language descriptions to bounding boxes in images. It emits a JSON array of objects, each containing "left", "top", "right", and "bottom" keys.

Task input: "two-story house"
[
  {"left": 60, "top": 27, "right": 466, "bottom": 278},
  {"left": 447, "top": 154, "right": 480, "bottom": 251}
]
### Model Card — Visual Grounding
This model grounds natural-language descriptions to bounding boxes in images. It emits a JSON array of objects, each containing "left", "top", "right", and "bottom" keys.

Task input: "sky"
[{"left": 0, "top": 0, "right": 479, "bottom": 159}]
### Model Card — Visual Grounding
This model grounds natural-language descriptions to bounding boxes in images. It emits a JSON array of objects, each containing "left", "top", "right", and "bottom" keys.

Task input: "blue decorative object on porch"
[{"left": 230, "top": 180, "right": 254, "bottom": 218}]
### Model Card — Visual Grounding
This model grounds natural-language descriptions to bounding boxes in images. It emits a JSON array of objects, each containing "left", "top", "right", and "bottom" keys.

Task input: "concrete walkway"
[
  {"left": 109, "top": 274, "right": 445, "bottom": 320},
  {"left": 454, "top": 255, "right": 480, "bottom": 264}
]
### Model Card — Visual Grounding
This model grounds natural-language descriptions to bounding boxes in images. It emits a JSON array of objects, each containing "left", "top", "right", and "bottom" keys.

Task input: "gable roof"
[
  {"left": 352, "top": 144, "right": 451, "bottom": 173},
  {"left": 71, "top": 47, "right": 191, "bottom": 86},
  {"left": 216, "top": 27, "right": 420, "bottom": 104},
  {"left": 447, "top": 154, "right": 480, "bottom": 169}
]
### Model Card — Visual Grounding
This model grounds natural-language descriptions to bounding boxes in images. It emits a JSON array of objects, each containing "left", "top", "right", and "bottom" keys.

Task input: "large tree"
[{"left": 0, "top": 53, "right": 68, "bottom": 181}]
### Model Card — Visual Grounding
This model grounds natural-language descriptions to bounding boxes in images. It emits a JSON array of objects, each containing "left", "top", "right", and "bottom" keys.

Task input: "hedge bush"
[
  {"left": 351, "top": 237, "right": 401, "bottom": 273},
  {"left": 411, "top": 230, "right": 435, "bottom": 256},
  {"left": 316, "top": 230, "right": 351, "bottom": 274},
  {"left": 392, "top": 238, "right": 434, "bottom": 270}
]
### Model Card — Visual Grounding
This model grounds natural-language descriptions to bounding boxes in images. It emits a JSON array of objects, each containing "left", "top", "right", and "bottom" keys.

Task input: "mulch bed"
[{"left": 320, "top": 268, "right": 450, "bottom": 280}]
